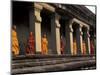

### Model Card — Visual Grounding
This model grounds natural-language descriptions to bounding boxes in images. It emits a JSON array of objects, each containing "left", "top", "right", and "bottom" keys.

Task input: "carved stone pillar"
[
  {"left": 34, "top": 3, "right": 43, "bottom": 54},
  {"left": 29, "top": 3, "right": 43, "bottom": 54},
  {"left": 76, "top": 24, "right": 83, "bottom": 55},
  {"left": 51, "top": 13, "right": 61, "bottom": 55},
  {"left": 84, "top": 27, "right": 90, "bottom": 54},
  {"left": 65, "top": 20, "right": 73, "bottom": 55}
]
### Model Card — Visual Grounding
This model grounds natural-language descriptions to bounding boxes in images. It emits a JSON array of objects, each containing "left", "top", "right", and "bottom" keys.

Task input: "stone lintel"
[
  {"left": 34, "top": 3, "right": 43, "bottom": 10},
  {"left": 39, "top": 3, "right": 55, "bottom": 12},
  {"left": 73, "top": 18, "right": 89, "bottom": 28}
]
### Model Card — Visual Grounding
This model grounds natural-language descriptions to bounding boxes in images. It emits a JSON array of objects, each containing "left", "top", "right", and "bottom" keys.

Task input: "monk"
[
  {"left": 26, "top": 32, "right": 35, "bottom": 55},
  {"left": 12, "top": 25, "right": 20, "bottom": 56},
  {"left": 41, "top": 34, "right": 48, "bottom": 55},
  {"left": 73, "top": 39, "right": 77, "bottom": 55},
  {"left": 83, "top": 41, "right": 86, "bottom": 55},
  {"left": 60, "top": 36, "right": 65, "bottom": 54}
]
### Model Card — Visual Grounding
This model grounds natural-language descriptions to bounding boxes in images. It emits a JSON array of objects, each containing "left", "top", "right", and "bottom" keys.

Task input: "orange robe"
[
  {"left": 83, "top": 41, "right": 86, "bottom": 55},
  {"left": 12, "top": 29, "right": 19, "bottom": 56},
  {"left": 73, "top": 40, "right": 77, "bottom": 55},
  {"left": 26, "top": 33, "right": 35, "bottom": 55},
  {"left": 41, "top": 37, "right": 48, "bottom": 55}
]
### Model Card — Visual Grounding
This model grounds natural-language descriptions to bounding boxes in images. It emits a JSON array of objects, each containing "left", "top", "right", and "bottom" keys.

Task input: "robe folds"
[
  {"left": 41, "top": 37, "right": 48, "bottom": 55},
  {"left": 26, "top": 32, "right": 35, "bottom": 55},
  {"left": 12, "top": 29, "right": 20, "bottom": 56}
]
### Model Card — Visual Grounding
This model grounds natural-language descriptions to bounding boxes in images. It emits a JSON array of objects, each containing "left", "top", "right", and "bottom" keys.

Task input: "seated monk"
[
  {"left": 12, "top": 25, "right": 20, "bottom": 56},
  {"left": 41, "top": 34, "right": 48, "bottom": 55},
  {"left": 60, "top": 36, "right": 65, "bottom": 54},
  {"left": 26, "top": 32, "right": 35, "bottom": 55}
]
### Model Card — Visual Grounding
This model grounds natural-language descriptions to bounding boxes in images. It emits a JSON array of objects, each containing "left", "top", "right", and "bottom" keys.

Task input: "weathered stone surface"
[
  {"left": 12, "top": 55, "right": 96, "bottom": 74},
  {"left": 12, "top": 59, "right": 95, "bottom": 74}
]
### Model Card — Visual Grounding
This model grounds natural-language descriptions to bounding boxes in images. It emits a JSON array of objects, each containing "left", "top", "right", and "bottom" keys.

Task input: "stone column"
[
  {"left": 65, "top": 20, "right": 73, "bottom": 55},
  {"left": 51, "top": 13, "right": 61, "bottom": 55},
  {"left": 76, "top": 24, "right": 83, "bottom": 55},
  {"left": 29, "top": 3, "right": 43, "bottom": 54},
  {"left": 84, "top": 27, "right": 90, "bottom": 54}
]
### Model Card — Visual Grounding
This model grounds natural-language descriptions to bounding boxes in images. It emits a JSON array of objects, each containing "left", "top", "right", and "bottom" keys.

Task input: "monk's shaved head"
[
  {"left": 44, "top": 34, "right": 46, "bottom": 37},
  {"left": 13, "top": 25, "right": 16, "bottom": 30},
  {"left": 30, "top": 32, "right": 33, "bottom": 35}
]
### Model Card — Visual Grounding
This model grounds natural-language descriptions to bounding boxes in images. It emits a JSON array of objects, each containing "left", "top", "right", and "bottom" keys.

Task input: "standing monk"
[
  {"left": 26, "top": 32, "right": 35, "bottom": 55},
  {"left": 60, "top": 36, "right": 65, "bottom": 54},
  {"left": 12, "top": 25, "right": 20, "bottom": 56},
  {"left": 83, "top": 41, "right": 86, "bottom": 55},
  {"left": 41, "top": 34, "right": 48, "bottom": 55},
  {"left": 73, "top": 39, "right": 77, "bottom": 55}
]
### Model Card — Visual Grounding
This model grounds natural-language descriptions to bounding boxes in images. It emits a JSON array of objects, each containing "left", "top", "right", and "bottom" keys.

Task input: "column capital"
[
  {"left": 33, "top": 3, "right": 43, "bottom": 23},
  {"left": 56, "top": 20, "right": 60, "bottom": 28},
  {"left": 85, "top": 27, "right": 90, "bottom": 37},
  {"left": 66, "top": 24, "right": 73, "bottom": 32},
  {"left": 34, "top": 4, "right": 42, "bottom": 23},
  {"left": 84, "top": 26, "right": 90, "bottom": 31},
  {"left": 34, "top": 3, "right": 43, "bottom": 10},
  {"left": 79, "top": 24, "right": 83, "bottom": 35},
  {"left": 69, "top": 25, "right": 73, "bottom": 32},
  {"left": 87, "top": 31, "right": 90, "bottom": 37},
  {"left": 80, "top": 31, "right": 83, "bottom": 35},
  {"left": 87, "top": 26, "right": 90, "bottom": 31},
  {"left": 51, "top": 13, "right": 61, "bottom": 28},
  {"left": 79, "top": 24, "right": 83, "bottom": 28}
]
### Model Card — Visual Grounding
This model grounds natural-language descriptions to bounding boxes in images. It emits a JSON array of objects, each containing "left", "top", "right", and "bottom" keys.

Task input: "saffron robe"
[
  {"left": 26, "top": 33, "right": 35, "bottom": 54},
  {"left": 41, "top": 37, "right": 48, "bottom": 55},
  {"left": 73, "top": 40, "right": 77, "bottom": 55},
  {"left": 83, "top": 41, "right": 86, "bottom": 55},
  {"left": 12, "top": 29, "right": 20, "bottom": 56}
]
